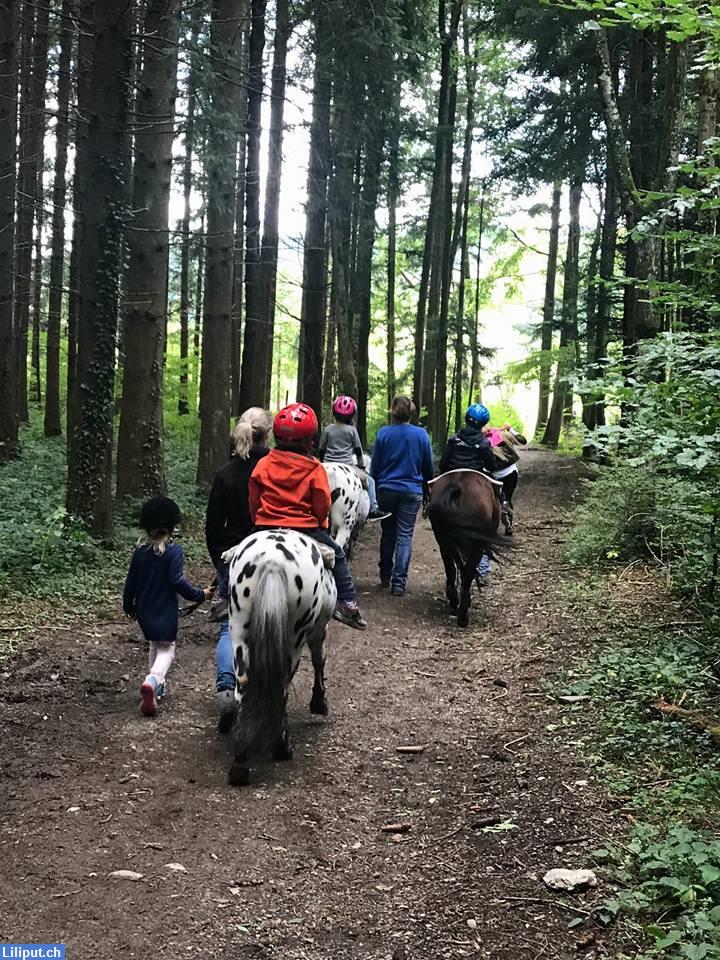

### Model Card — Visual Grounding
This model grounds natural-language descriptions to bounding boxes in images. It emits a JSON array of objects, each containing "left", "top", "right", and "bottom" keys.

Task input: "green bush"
[
  {"left": 0, "top": 413, "right": 208, "bottom": 603},
  {"left": 566, "top": 464, "right": 715, "bottom": 596}
]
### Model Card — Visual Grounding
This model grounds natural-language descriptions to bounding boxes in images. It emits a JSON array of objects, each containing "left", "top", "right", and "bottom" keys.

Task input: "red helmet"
[
  {"left": 332, "top": 395, "right": 357, "bottom": 418},
  {"left": 273, "top": 403, "right": 318, "bottom": 442}
]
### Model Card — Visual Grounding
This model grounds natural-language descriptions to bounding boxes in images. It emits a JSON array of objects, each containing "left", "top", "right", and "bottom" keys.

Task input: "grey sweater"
[{"left": 318, "top": 422, "right": 364, "bottom": 467}]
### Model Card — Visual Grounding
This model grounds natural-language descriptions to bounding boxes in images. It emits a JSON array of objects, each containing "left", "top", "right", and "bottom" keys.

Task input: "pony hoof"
[
  {"left": 228, "top": 762, "right": 250, "bottom": 786},
  {"left": 272, "top": 739, "right": 294, "bottom": 761},
  {"left": 310, "top": 695, "right": 328, "bottom": 716},
  {"left": 457, "top": 613, "right": 469, "bottom": 628}
]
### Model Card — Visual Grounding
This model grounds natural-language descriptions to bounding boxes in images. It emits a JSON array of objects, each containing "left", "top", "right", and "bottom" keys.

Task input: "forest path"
[{"left": 0, "top": 450, "right": 613, "bottom": 960}]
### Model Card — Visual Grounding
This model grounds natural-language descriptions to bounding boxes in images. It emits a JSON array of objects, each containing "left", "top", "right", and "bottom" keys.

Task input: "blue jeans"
[
  {"left": 216, "top": 560, "right": 230, "bottom": 600},
  {"left": 376, "top": 489, "right": 422, "bottom": 590},
  {"left": 367, "top": 474, "right": 379, "bottom": 512},
  {"left": 216, "top": 621, "right": 234, "bottom": 692}
]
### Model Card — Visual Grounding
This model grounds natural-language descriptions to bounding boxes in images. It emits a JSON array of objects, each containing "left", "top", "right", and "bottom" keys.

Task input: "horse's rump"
[
  {"left": 428, "top": 472, "right": 504, "bottom": 559},
  {"left": 323, "top": 462, "right": 370, "bottom": 555}
]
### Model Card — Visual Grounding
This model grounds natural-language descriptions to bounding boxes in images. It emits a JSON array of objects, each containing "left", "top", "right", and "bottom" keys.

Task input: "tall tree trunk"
[
  {"left": 257, "top": 0, "right": 291, "bottom": 408},
  {"left": 197, "top": 0, "right": 247, "bottom": 486},
  {"left": 178, "top": 4, "right": 201, "bottom": 416},
  {"left": 327, "top": 68, "right": 359, "bottom": 400},
  {"left": 30, "top": 183, "right": 44, "bottom": 406},
  {"left": 192, "top": 215, "right": 205, "bottom": 407},
  {"left": 236, "top": 0, "right": 267, "bottom": 416},
  {"left": 230, "top": 11, "right": 250, "bottom": 417},
  {"left": 16, "top": 0, "right": 50, "bottom": 423},
  {"left": 586, "top": 168, "right": 617, "bottom": 431},
  {"left": 536, "top": 180, "right": 561, "bottom": 438},
  {"left": 542, "top": 176, "right": 582, "bottom": 447},
  {"left": 355, "top": 100, "right": 385, "bottom": 445},
  {"left": 428, "top": 49, "right": 459, "bottom": 439},
  {"left": 299, "top": 3, "right": 331, "bottom": 419},
  {"left": 66, "top": 22, "right": 93, "bottom": 462},
  {"left": 116, "top": 0, "right": 180, "bottom": 499},
  {"left": 65, "top": 0, "right": 133, "bottom": 536},
  {"left": 44, "top": 0, "right": 74, "bottom": 437},
  {"left": 467, "top": 182, "right": 485, "bottom": 407},
  {"left": 454, "top": 169, "right": 471, "bottom": 434},
  {"left": 413, "top": 0, "right": 462, "bottom": 415},
  {"left": 0, "top": 0, "right": 19, "bottom": 461},
  {"left": 581, "top": 207, "right": 602, "bottom": 430},
  {"left": 386, "top": 107, "right": 399, "bottom": 419},
  {"left": 322, "top": 292, "right": 335, "bottom": 412}
]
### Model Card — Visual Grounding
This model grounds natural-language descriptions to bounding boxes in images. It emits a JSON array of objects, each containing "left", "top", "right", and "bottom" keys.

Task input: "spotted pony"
[
  {"left": 323, "top": 461, "right": 370, "bottom": 559},
  {"left": 222, "top": 529, "right": 337, "bottom": 785}
]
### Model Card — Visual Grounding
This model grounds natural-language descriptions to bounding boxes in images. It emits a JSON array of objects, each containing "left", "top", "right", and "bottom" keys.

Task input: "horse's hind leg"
[
  {"left": 272, "top": 697, "right": 293, "bottom": 761},
  {"left": 439, "top": 540, "right": 459, "bottom": 610},
  {"left": 228, "top": 622, "right": 251, "bottom": 785},
  {"left": 457, "top": 558, "right": 480, "bottom": 628},
  {"left": 307, "top": 626, "right": 329, "bottom": 716}
]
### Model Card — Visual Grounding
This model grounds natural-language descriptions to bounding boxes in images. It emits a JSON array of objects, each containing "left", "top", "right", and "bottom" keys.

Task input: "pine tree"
[
  {"left": 65, "top": 0, "right": 133, "bottom": 535},
  {"left": 196, "top": 0, "right": 247, "bottom": 485},
  {"left": 0, "top": 0, "right": 19, "bottom": 462},
  {"left": 44, "top": 0, "right": 75, "bottom": 437},
  {"left": 116, "top": 0, "right": 181, "bottom": 499}
]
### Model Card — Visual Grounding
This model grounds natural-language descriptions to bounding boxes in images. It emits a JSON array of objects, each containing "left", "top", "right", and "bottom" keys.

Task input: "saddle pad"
[
  {"left": 428, "top": 469, "right": 504, "bottom": 489},
  {"left": 318, "top": 544, "right": 336, "bottom": 569}
]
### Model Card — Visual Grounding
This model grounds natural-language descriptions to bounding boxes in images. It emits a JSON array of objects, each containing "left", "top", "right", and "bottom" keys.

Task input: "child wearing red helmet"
[
  {"left": 318, "top": 395, "right": 390, "bottom": 522},
  {"left": 249, "top": 402, "right": 367, "bottom": 630}
]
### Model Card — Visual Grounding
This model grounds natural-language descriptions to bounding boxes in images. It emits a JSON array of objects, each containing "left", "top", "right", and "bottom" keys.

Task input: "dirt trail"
[{"left": 0, "top": 449, "right": 611, "bottom": 959}]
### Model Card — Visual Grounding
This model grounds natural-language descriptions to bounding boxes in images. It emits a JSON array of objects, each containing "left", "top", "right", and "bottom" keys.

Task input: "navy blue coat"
[{"left": 123, "top": 543, "right": 204, "bottom": 644}]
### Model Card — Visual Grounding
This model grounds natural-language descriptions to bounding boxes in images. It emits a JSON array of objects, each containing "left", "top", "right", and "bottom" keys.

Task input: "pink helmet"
[{"left": 332, "top": 395, "right": 357, "bottom": 418}]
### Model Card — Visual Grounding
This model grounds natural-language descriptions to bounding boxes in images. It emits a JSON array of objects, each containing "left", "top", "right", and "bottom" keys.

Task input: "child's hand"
[{"left": 203, "top": 586, "right": 215, "bottom": 601}]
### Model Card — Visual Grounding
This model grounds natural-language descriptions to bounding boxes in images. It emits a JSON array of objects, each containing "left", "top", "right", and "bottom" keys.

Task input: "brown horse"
[{"left": 427, "top": 470, "right": 504, "bottom": 627}]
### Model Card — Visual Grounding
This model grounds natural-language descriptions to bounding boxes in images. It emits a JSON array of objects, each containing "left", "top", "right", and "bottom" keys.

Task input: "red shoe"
[{"left": 140, "top": 678, "right": 158, "bottom": 717}]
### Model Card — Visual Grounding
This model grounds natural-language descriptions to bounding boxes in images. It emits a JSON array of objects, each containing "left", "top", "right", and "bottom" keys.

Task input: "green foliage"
[
  {"left": 560, "top": 565, "right": 720, "bottom": 959},
  {"left": 599, "top": 826, "right": 720, "bottom": 960},
  {"left": 0, "top": 413, "right": 207, "bottom": 605},
  {"left": 576, "top": 332, "right": 720, "bottom": 600},
  {"left": 566, "top": 465, "right": 715, "bottom": 593}
]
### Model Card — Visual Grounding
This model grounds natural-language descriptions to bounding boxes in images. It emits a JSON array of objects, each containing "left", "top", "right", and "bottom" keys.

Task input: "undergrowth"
[
  {"left": 0, "top": 414, "right": 208, "bottom": 611},
  {"left": 560, "top": 571, "right": 720, "bottom": 958},
  {"left": 566, "top": 464, "right": 715, "bottom": 600}
]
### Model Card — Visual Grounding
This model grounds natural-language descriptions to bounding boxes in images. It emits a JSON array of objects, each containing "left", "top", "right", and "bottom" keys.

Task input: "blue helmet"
[{"left": 466, "top": 403, "right": 490, "bottom": 426}]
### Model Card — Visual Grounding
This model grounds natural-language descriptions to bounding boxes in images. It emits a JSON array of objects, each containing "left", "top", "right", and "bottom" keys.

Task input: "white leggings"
[{"left": 147, "top": 641, "right": 176, "bottom": 685}]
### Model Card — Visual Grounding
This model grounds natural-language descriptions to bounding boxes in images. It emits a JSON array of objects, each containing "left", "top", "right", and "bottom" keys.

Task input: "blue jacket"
[
  {"left": 123, "top": 543, "right": 204, "bottom": 645},
  {"left": 371, "top": 423, "right": 434, "bottom": 495}
]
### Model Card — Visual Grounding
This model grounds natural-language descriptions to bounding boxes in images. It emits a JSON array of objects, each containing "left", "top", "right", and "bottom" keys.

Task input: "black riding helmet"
[{"left": 139, "top": 496, "right": 181, "bottom": 534}]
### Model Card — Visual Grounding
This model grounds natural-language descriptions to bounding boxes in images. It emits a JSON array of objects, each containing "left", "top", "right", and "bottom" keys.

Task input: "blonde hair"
[
  {"left": 233, "top": 406, "right": 272, "bottom": 459},
  {"left": 137, "top": 532, "right": 170, "bottom": 556}
]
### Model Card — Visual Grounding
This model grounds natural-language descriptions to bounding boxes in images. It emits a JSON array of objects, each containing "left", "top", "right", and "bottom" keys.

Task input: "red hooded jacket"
[{"left": 249, "top": 448, "right": 331, "bottom": 529}]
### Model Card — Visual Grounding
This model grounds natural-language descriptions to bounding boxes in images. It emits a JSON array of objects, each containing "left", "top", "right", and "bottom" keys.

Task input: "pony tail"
[
  {"left": 234, "top": 564, "right": 289, "bottom": 755},
  {"left": 234, "top": 421, "right": 254, "bottom": 459}
]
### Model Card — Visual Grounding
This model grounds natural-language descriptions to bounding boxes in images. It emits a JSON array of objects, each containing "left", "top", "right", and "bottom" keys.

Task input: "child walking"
[
  {"left": 250, "top": 402, "right": 368, "bottom": 630},
  {"left": 318, "top": 395, "right": 390, "bottom": 522},
  {"left": 123, "top": 496, "right": 213, "bottom": 716}
]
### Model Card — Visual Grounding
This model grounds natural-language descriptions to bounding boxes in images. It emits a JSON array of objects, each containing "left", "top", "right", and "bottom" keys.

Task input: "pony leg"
[
  {"left": 439, "top": 541, "right": 459, "bottom": 610},
  {"left": 271, "top": 698, "right": 293, "bottom": 761},
  {"left": 228, "top": 625, "right": 251, "bottom": 786},
  {"left": 307, "top": 626, "right": 329, "bottom": 716},
  {"left": 457, "top": 555, "right": 481, "bottom": 628}
]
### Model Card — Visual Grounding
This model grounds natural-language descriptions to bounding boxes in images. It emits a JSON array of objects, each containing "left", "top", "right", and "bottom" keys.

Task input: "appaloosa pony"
[
  {"left": 322, "top": 461, "right": 370, "bottom": 559},
  {"left": 427, "top": 469, "right": 505, "bottom": 627},
  {"left": 222, "top": 529, "right": 337, "bottom": 785}
]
